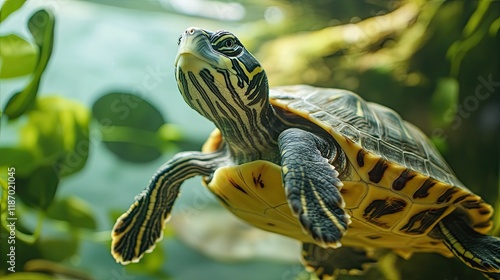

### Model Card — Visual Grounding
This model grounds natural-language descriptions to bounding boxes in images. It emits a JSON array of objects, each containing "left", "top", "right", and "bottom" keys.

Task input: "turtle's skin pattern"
[{"left": 111, "top": 27, "right": 500, "bottom": 279}]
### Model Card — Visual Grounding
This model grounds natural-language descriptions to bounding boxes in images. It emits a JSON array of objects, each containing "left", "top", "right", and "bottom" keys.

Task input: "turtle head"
[
  {"left": 174, "top": 27, "right": 269, "bottom": 124},
  {"left": 175, "top": 27, "right": 285, "bottom": 162}
]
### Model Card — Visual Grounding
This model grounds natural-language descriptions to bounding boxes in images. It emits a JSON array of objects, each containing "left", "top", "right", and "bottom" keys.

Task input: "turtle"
[{"left": 111, "top": 27, "right": 500, "bottom": 279}]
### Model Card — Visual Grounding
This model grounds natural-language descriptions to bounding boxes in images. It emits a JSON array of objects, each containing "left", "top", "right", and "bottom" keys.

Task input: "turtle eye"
[
  {"left": 224, "top": 38, "right": 235, "bottom": 48},
  {"left": 212, "top": 32, "right": 242, "bottom": 56}
]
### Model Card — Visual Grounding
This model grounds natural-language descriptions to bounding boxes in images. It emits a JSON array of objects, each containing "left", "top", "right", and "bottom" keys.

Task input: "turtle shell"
[{"left": 202, "top": 85, "right": 494, "bottom": 257}]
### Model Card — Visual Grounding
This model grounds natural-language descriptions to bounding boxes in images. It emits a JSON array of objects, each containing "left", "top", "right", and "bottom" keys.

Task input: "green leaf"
[
  {"left": 431, "top": 77, "right": 459, "bottom": 128},
  {"left": 46, "top": 196, "right": 97, "bottom": 230},
  {"left": 0, "top": 0, "right": 26, "bottom": 23},
  {"left": 4, "top": 9, "right": 55, "bottom": 120},
  {"left": 92, "top": 92, "right": 165, "bottom": 131},
  {"left": 4, "top": 87, "right": 38, "bottom": 120},
  {"left": 20, "top": 96, "right": 90, "bottom": 178},
  {"left": 38, "top": 96, "right": 91, "bottom": 177},
  {"left": 0, "top": 34, "right": 38, "bottom": 78},
  {"left": 38, "top": 237, "right": 79, "bottom": 262},
  {"left": 489, "top": 17, "right": 500, "bottom": 37},
  {"left": 16, "top": 165, "right": 59, "bottom": 210},
  {"left": 462, "top": 0, "right": 491, "bottom": 37},
  {"left": 0, "top": 147, "right": 37, "bottom": 177},
  {"left": 28, "top": 9, "right": 55, "bottom": 56},
  {"left": 92, "top": 92, "right": 169, "bottom": 163}
]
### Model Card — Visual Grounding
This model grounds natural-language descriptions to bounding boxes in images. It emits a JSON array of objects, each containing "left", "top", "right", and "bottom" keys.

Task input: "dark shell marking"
[
  {"left": 356, "top": 150, "right": 366, "bottom": 167},
  {"left": 368, "top": 159, "right": 389, "bottom": 183},
  {"left": 437, "top": 188, "right": 459, "bottom": 204},
  {"left": 400, "top": 207, "right": 448, "bottom": 235},
  {"left": 363, "top": 197, "right": 407, "bottom": 228},
  {"left": 392, "top": 169, "right": 416, "bottom": 191},
  {"left": 413, "top": 178, "right": 437, "bottom": 199}
]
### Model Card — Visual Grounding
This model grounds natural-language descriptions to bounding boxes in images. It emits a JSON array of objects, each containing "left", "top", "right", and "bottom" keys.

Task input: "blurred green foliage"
[
  {"left": 0, "top": 3, "right": 89, "bottom": 279},
  {"left": 0, "top": 34, "right": 37, "bottom": 78},
  {"left": 0, "top": 0, "right": 498, "bottom": 280},
  {"left": 3, "top": 9, "right": 54, "bottom": 119},
  {"left": 0, "top": 1, "right": 180, "bottom": 278}
]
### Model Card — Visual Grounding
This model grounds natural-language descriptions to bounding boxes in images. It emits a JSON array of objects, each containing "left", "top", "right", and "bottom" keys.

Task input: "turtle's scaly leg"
[
  {"left": 278, "top": 128, "right": 350, "bottom": 247},
  {"left": 111, "top": 149, "right": 230, "bottom": 264},
  {"left": 438, "top": 211, "right": 500, "bottom": 279}
]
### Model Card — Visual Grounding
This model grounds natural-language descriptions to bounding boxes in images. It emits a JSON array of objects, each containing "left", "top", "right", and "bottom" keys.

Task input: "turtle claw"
[
  {"left": 295, "top": 196, "right": 350, "bottom": 248},
  {"left": 300, "top": 214, "right": 342, "bottom": 248},
  {"left": 287, "top": 186, "right": 349, "bottom": 248},
  {"left": 279, "top": 128, "right": 351, "bottom": 246}
]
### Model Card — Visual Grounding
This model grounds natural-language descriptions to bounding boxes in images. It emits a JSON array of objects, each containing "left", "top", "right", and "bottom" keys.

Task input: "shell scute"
[
  {"left": 403, "top": 152, "right": 428, "bottom": 176},
  {"left": 339, "top": 125, "right": 360, "bottom": 143},
  {"left": 360, "top": 133, "right": 379, "bottom": 154},
  {"left": 309, "top": 110, "right": 342, "bottom": 128},
  {"left": 379, "top": 143, "right": 404, "bottom": 166}
]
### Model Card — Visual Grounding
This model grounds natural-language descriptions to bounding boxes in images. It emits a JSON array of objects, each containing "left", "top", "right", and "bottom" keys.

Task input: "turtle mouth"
[
  {"left": 174, "top": 27, "right": 236, "bottom": 75},
  {"left": 174, "top": 44, "right": 210, "bottom": 69},
  {"left": 175, "top": 51, "right": 210, "bottom": 70}
]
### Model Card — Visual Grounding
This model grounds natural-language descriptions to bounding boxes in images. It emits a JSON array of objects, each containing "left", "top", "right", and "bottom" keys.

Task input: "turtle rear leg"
[
  {"left": 111, "top": 150, "right": 230, "bottom": 264},
  {"left": 438, "top": 212, "right": 500, "bottom": 279},
  {"left": 278, "top": 128, "right": 350, "bottom": 247},
  {"left": 301, "top": 243, "right": 377, "bottom": 279}
]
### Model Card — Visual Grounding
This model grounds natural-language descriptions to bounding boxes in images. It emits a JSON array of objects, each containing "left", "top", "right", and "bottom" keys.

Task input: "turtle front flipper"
[
  {"left": 438, "top": 211, "right": 500, "bottom": 279},
  {"left": 302, "top": 243, "right": 376, "bottom": 279},
  {"left": 278, "top": 128, "right": 350, "bottom": 247},
  {"left": 111, "top": 150, "right": 230, "bottom": 264}
]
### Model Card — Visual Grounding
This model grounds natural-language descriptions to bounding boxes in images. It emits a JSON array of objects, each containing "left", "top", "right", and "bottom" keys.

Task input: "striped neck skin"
[{"left": 175, "top": 28, "right": 287, "bottom": 164}]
